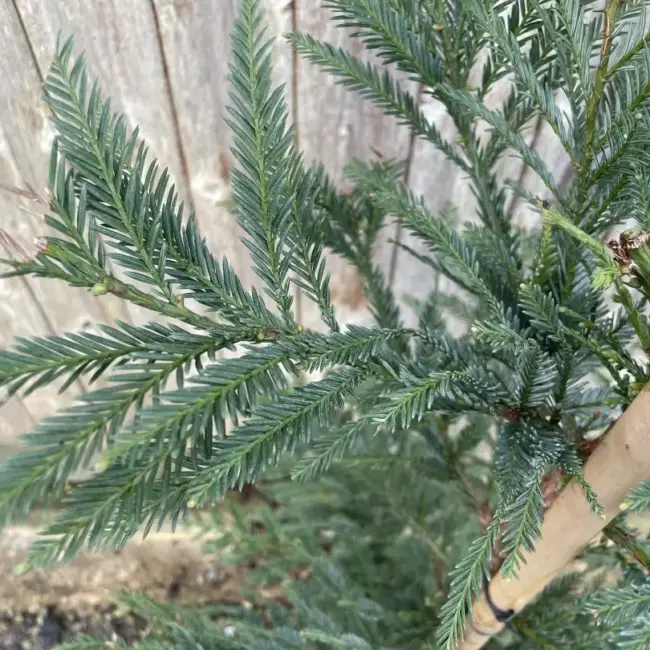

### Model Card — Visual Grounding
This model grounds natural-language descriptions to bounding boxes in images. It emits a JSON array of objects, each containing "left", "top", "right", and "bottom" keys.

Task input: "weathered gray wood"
[
  {"left": 150, "top": 0, "right": 294, "bottom": 298},
  {"left": 391, "top": 95, "right": 458, "bottom": 326},
  {"left": 0, "top": 395, "right": 33, "bottom": 461},
  {"left": 295, "top": 0, "right": 416, "bottom": 330},
  {"left": 399, "top": 78, "right": 572, "bottom": 326},
  {"left": 149, "top": 0, "right": 246, "bottom": 283},
  {"left": 0, "top": 0, "right": 574, "bottom": 444},
  {"left": 13, "top": 0, "right": 196, "bottom": 326},
  {"left": 0, "top": 0, "right": 129, "bottom": 336},
  {"left": 509, "top": 95, "right": 573, "bottom": 229},
  {"left": 0, "top": 121, "right": 82, "bottom": 423},
  {"left": 15, "top": 0, "right": 187, "bottom": 193}
]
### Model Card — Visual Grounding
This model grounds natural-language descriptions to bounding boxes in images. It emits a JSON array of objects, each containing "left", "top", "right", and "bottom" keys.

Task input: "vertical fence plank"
[
  {"left": 15, "top": 0, "right": 187, "bottom": 195},
  {"left": 0, "top": 0, "right": 128, "bottom": 336},
  {"left": 507, "top": 96, "right": 573, "bottom": 228},
  {"left": 393, "top": 96, "right": 458, "bottom": 327},
  {"left": 0, "top": 3, "right": 90, "bottom": 434},
  {"left": 400, "top": 79, "right": 572, "bottom": 327},
  {"left": 0, "top": 0, "right": 576, "bottom": 443},
  {"left": 149, "top": 0, "right": 294, "bottom": 297},
  {"left": 0, "top": 121, "right": 81, "bottom": 427},
  {"left": 0, "top": 394, "right": 34, "bottom": 461},
  {"left": 148, "top": 0, "right": 244, "bottom": 286},
  {"left": 295, "top": 0, "right": 417, "bottom": 330},
  {"left": 13, "top": 0, "right": 197, "bottom": 327}
]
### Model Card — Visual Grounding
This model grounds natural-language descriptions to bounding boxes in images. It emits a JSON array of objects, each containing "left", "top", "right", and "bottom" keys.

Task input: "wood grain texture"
[
  {"left": 13, "top": 0, "right": 195, "bottom": 326},
  {"left": 149, "top": 0, "right": 243, "bottom": 281},
  {"left": 398, "top": 75, "right": 572, "bottom": 327},
  {"left": 0, "top": 0, "right": 127, "bottom": 336},
  {"left": 0, "top": 393, "right": 33, "bottom": 461},
  {"left": 393, "top": 94, "right": 461, "bottom": 327},
  {"left": 295, "top": 0, "right": 416, "bottom": 330},
  {"left": 150, "top": 0, "right": 293, "bottom": 295},
  {"left": 15, "top": 0, "right": 187, "bottom": 192},
  {"left": 0, "top": 120, "right": 82, "bottom": 424},
  {"left": 0, "top": 0, "right": 574, "bottom": 445}
]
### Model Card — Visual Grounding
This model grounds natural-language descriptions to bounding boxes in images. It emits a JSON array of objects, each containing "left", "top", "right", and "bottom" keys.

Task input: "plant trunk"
[{"left": 456, "top": 384, "right": 650, "bottom": 650}]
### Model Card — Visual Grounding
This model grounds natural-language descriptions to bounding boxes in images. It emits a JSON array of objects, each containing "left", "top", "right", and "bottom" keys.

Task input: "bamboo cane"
[{"left": 456, "top": 383, "right": 650, "bottom": 650}]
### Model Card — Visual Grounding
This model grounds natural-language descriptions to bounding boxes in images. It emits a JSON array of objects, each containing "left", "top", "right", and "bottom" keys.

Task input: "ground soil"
[{"left": 0, "top": 526, "right": 246, "bottom": 649}]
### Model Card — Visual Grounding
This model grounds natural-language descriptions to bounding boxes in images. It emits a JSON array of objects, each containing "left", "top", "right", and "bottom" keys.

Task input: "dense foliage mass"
[{"left": 2, "top": 1, "right": 650, "bottom": 648}]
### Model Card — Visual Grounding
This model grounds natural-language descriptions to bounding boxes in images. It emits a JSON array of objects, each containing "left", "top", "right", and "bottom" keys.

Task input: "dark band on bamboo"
[{"left": 482, "top": 574, "right": 516, "bottom": 623}]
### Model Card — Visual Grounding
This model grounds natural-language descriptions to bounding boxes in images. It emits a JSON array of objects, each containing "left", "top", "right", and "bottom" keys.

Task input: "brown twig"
[
  {"left": 0, "top": 180, "right": 45, "bottom": 204},
  {"left": 603, "top": 521, "right": 650, "bottom": 573},
  {"left": 0, "top": 229, "right": 30, "bottom": 262}
]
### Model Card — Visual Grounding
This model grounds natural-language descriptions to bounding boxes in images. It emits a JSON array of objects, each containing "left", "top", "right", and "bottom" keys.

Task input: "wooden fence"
[{"left": 0, "top": 0, "right": 569, "bottom": 452}]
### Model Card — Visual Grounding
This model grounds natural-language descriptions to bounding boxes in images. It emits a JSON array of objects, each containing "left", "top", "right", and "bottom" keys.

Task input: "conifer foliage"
[{"left": 2, "top": 0, "right": 650, "bottom": 648}]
